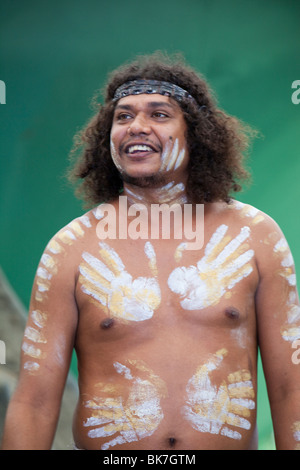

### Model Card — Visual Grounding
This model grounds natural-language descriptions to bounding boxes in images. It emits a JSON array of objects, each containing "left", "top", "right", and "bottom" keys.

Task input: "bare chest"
[{"left": 75, "top": 222, "right": 258, "bottom": 340}]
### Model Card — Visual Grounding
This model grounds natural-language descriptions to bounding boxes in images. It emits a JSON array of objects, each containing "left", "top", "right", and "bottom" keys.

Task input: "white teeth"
[{"left": 127, "top": 144, "right": 154, "bottom": 154}]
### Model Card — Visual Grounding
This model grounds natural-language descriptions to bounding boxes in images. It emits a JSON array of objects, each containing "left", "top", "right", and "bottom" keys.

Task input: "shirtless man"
[{"left": 2, "top": 53, "right": 300, "bottom": 450}]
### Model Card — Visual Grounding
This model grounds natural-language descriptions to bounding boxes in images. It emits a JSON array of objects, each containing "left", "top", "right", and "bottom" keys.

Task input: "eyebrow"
[{"left": 114, "top": 101, "right": 177, "bottom": 111}]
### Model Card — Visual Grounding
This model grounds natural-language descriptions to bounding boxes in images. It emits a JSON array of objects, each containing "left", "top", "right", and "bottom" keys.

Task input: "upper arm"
[
  {"left": 255, "top": 215, "right": 299, "bottom": 379},
  {"left": 255, "top": 214, "right": 300, "bottom": 446},
  {"left": 15, "top": 228, "right": 79, "bottom": 409}
]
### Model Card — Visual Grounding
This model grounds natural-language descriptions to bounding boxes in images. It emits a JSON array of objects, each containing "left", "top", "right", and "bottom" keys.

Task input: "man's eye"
[
  {"left": 152, "top": 111, "right": 169, "bottom": 119},
  {"left": 116, "top": 113, "right": 132, "bottom": 121},
  {"left": 153, "top": 112, "right": 168, "bottom": 118}
]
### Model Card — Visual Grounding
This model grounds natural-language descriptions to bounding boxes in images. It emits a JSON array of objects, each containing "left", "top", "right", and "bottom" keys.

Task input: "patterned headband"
[{"left": 112, "top": 79, "right": 198, "bottom": 106}]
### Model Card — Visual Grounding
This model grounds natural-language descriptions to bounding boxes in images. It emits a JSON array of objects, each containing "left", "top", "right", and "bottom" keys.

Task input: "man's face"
[{"left": 110, "top": 94, "right": 189, "bottom": 186}]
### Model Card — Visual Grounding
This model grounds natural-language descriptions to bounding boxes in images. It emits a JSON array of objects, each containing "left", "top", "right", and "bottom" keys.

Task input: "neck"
[{"left": 122, "top": 179, "right": 189, "bottom": 208}]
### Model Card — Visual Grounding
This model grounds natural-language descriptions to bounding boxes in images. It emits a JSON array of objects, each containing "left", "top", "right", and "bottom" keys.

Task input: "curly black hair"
[{"left": 68, "top": 51, "right": 255, "bottom": 206}]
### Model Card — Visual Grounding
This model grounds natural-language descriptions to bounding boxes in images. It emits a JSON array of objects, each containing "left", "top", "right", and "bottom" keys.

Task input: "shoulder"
[
  {"left": 226, "top": 199, "right": 294, "bottom": 272},
  {"left": 225, "top": 199, "right": 282, "bottom": 235},
  {"left": 42, "top": 206, "right": 105, "bottom": 261}
]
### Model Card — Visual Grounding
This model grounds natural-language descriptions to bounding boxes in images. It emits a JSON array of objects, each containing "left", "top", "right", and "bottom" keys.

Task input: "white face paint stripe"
[
  {"left": 166, "top": 138, "right": 179, "bottom": 171},
  {"left": 160, "top": 138, "right": 186, "bottom": 173},
  {"left": 174, "top": 149, "right": 185, "bottom": 170},
  {"left": 160, "top": 140, "right": 172, "bottom": 170}
]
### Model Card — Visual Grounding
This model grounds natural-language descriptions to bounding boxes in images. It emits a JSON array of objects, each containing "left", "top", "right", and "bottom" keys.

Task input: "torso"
[{"left": 70, "top": 199, "right": 261, "bottom": 450}]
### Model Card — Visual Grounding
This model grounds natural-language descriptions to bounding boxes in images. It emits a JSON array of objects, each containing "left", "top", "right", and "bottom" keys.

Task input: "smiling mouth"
[{"left": 124, "top": 143, "right": 159, "bottom": 156}]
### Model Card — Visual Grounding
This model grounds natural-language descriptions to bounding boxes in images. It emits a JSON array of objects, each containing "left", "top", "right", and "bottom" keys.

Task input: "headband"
[{"left": 112, "top": 79, "right": 198, "bottom": 106}]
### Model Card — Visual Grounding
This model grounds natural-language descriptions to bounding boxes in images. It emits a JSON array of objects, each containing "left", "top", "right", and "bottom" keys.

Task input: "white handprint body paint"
[
  {"left": 168, "top": 225, "right": 254, "bottom": 310},
  {"left": 79, "top": 242, "right": 161, "bottom": 321},
  {"left": 84, "top": 360, "right": 167, "bottom": 449},
  {"left": 182, "top": 349, "right": 255, "bottom": 440}
]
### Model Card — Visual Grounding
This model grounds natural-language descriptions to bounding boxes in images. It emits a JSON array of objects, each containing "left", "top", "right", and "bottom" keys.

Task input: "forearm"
[
  {"left": 1, "top": 397, "right": 60, "bottom": 450},
  {"left": 270, "top": 391, "right": 300, "bottom": 450}
]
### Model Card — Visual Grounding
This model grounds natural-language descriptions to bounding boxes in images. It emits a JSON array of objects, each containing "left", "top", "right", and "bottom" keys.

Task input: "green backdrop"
[{"left": 1, "top": 0, "right": 299, "bottom": 450}]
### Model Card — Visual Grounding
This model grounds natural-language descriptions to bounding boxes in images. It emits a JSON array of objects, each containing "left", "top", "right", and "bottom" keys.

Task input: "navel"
[
  {"left": 100, "top": 318, "right": 115, "bottom": 329},
  {"left": 168, "top": 437, "right": 176, "bottom": 447}
]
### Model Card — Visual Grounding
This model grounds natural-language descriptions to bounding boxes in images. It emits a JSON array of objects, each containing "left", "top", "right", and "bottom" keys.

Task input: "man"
[{"left": 2, "top": 52, "right": 300, "bottom": 450}]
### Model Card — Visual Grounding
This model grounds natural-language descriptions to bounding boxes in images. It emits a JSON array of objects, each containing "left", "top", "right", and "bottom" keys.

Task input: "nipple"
[
  {"left": 100, "top": 318, "right": 115, "bottom": 329},
  {"left": 224, "top": 307, "right": 240, "bottom": 320}
]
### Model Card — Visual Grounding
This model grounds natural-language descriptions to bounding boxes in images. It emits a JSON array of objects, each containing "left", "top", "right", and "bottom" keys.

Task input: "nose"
[{"left": 127, "top": 114, "right": 151, "bottom": 135}]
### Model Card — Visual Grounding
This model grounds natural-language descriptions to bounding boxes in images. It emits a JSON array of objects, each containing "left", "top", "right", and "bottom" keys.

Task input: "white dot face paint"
[
  {"left": 168, "top": 225, "right": 254, "bottom": 310},
  {"left": 83, "top": 360, "right": 167, "bottom": 450},
  {"left": 79, "top": 242, "right": 161, "bottom": 322},
  {"left": 182, "top": 349, "right": 255, "bottom": 440}
]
